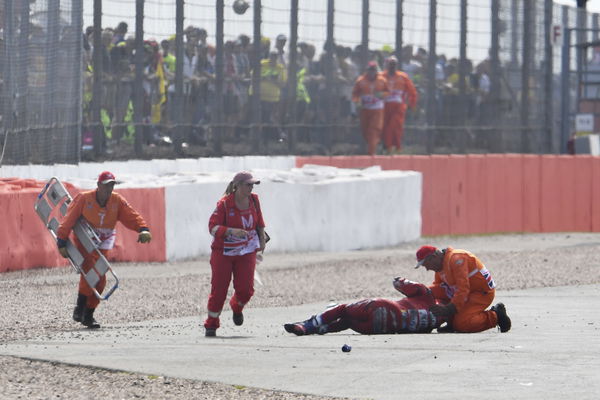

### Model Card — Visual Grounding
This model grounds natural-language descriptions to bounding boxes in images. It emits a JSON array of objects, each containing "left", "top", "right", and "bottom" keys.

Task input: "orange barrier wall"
[
  {"left": 0, "top": 180, "right": 166, "bottom": 273},
  {"left": 296, "top": 154, "right": 600, "bottom": 236},
  {"left": 592, "top": 157, "right": 600, "bottom": 231},
  {"left": 107, "top": 188, "right": 166, "bottom": 263},
  {"left": 522, "top": 155, "right": 541, "bottom": 232}
]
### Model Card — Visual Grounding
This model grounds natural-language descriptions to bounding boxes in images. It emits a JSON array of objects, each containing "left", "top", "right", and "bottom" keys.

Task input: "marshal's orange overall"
[{"left": 429, "top": 247, "right": 498, "bottom": 333}]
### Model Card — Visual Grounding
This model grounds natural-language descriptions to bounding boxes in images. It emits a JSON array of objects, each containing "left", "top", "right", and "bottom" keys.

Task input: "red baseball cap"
[
  {"left": 415, "top": 245, "right": 437, "bottom": 268},
  {"left": 232, "top": 171, "right": 260, "bottom": 185},
  {"left": 98, "top": 171, "right": 117, "bottom": 184},
  {"left": 367, "top": 61, "right": 378, "bottom": 70}
]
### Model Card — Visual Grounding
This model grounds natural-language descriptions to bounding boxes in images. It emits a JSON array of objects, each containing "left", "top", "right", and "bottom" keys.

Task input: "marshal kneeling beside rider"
[{"left": 415, "top": 245, "right": 511, "bottom": 333}]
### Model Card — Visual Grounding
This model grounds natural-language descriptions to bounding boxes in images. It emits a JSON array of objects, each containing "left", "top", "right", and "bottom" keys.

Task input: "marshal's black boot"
[
  {"left": 72, "top": 294, "right": 86, "bottom": 323},
  {"left": 81, "top": 307, "right": 101, "bottom": 329}
]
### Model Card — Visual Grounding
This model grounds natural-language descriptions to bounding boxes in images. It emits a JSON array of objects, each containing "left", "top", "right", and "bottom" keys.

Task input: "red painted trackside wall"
[
  {"left": 106, "top": 187, "right": 166, "bottom": 263},
  {"left": 296, "top": 155, "right": 600, "bottom": 236}
]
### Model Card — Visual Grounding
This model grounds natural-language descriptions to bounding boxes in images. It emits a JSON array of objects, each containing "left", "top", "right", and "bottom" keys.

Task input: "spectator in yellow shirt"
[{"left": 253, "top": 51, "right": 286, "bottom": 141}]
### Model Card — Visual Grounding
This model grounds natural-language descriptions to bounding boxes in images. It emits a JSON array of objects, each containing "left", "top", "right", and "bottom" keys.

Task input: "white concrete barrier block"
[
  {"left": 256, "top": 171, "right": 421, "bottom": 253},
  {"left": 15, "top": 165, "right": 34, "bottom": 178},
  {"left": 165, "top": 182, "right": 225, "bottom": 260},
  {"left": 591, "top": 134, "right": 600, "bottom": 155},
  {"left": 198, "top": 157, "right": 223, "bottom": 172},
  {"left": 53, "top": 164, "right": 81, "bottom": 181},
  {"left": 154, "top": 159, "right": 177, "bottom": 175},
  {"left": 175, "top": 158, "right": 200, "bottom": 173},
  {"left": 102, "top": 161, "right": 132, "bottom": 178},
  {"left": 574, "top": 134, "right": 600, "bottom": 155},
  {"left": 243, "top": 156, "right": 295, "bottom": 170},
  {"left": 78, "top": 162, "right": 107, "bottom": 179},
  {"left": 164, "top": 168, "right": 422, "bottom": 260},
  {"left": 222, "top": 156, "right": 246, "bottom": 172},
  {"left": 125, "top": 160, "right": 156, "bottom": 175},
  {"left": 30, "top": 165, "right": 46, "bottom": 180},
  {"left": 35, "top": 165, "right": 52, "bottom": 179},
  {"left": 0, "top": 165, "right": 25, "bottom": 179},
  {"left": 273, "top": 156, "right": 297, "bottom": 170},
  {"left": 242, "top": 156, "right": 269, "bottom": 169}
]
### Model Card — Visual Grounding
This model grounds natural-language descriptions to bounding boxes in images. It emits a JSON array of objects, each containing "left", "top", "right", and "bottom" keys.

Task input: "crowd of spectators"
[{"left": 78, "top": 22, "right": 495, "bottom": 153}]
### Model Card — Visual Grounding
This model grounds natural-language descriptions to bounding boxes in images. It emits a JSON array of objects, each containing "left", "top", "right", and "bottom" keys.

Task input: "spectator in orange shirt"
[
  {"left": 57, "top": 171, "right": 152, "bottom": 328},
  {"left": 381, "top": 56, "right": 417, "bottom": 154},
  {"left": 352, "top": 61, "right": 389, "bottom": 155},
  {"left": 415, "top": 245, "right": 511, "bottom": 333}
]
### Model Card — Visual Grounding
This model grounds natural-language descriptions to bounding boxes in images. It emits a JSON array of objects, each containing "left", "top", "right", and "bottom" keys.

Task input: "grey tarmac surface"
[{"left": 1, "top": 284, "right": 599, "bottom": 400}]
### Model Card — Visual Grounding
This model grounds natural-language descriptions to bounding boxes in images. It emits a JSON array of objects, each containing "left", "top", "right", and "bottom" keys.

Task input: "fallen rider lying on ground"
[{"left": 284, "top": 278, "right": 449, "bottom": 335}]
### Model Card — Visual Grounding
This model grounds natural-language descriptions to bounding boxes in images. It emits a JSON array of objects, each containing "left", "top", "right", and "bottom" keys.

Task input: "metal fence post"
[
  {"left": 214, "top": 0, "right": 224, "bottom": 155},
  {"left": 458, "top": 0, "right": 467, "bottom": 153},
  {"left": 426, "top": 0, "right": 437, "bottom": 154},
  {"left": 73, "top": 0, "right": 83, "bottom": 163},
  {"left": 324, "top": 0, "right": 335, "bottom": 152},
  {"left": 174, "top": 0, "right": 184, "bottom": 156},
  {"left": 521, "top": 0, "right": 532, "bottom": 153},
  {"left": 133, "top": 0, "right": 145, "bottom": 157},
  {"left": 575, "top": 7, "right": 587, "bottom": 131},
  {"left": 511, "top": 0, "right": 518, "bottom": 67},
  {"left": 17, "top": 0, "right": 30, "bottom": 162},
  {"left": 251, "top": 0, "right": 262, "bottom": 153},
  {"left": 91, "top": 0, "right": 103, "bottom": 157},
  {"left": 60, "top": 0, "right": 83, "bottom": 164},
  {"left": 395, "top": 0, "right": 403, "bottom": 64},
  {"left": 560, "top": 28, "right": 572, "bottom": 155},
  {"left": 1, "top": 0, "right": 14, "bottom": 164},
  {"left": 45, "top": 0, "right": 60, "bottom": 163},
  {"left": 543, "top": 0, "right": 554, "bottom": 154},
  {"left": 361, "top": 0, "right": 369, "bottom": 71},
  {"left": 490, "top": 0, "right": 501, "bottom": 152},
  {"left": 287, "top": 0, "right": 299, "bottom": 153},
  {"left": 576, "top": 5, "right": 587, "bottom": 96}
]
